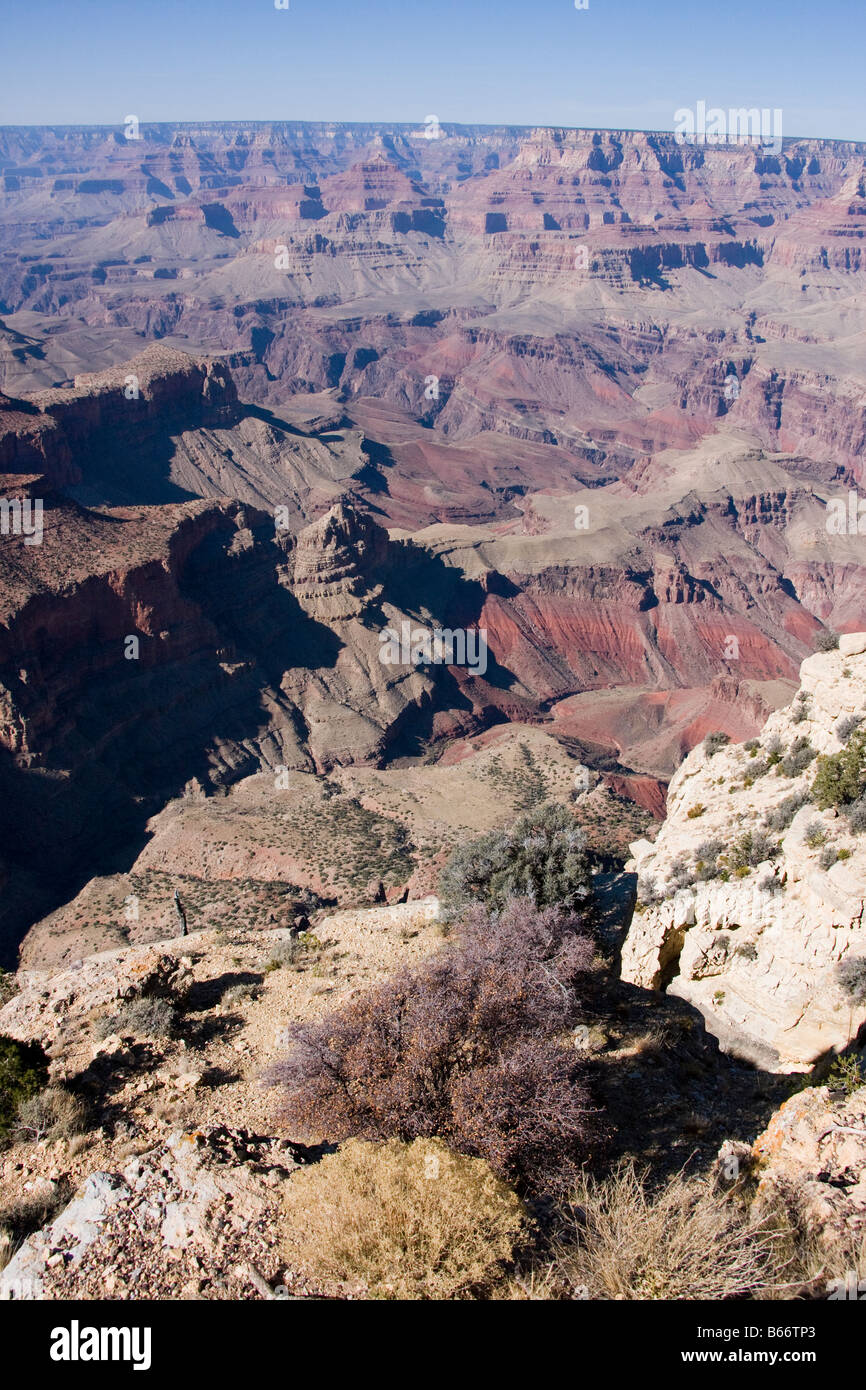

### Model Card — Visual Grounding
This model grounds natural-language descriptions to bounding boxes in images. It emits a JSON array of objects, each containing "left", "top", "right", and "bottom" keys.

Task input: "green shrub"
[
  {"left": 812, "top": 730, "right": 866, "bottom": 809},
  {"left": 439, "top": 803, "right": 591, "bottom": 915},
  {"left": 686, "top": 804, "right": 705, "bottom": 820},
  {"left": 804, "top": 821, "right": 828, "bottom": 849},
  {"left": 826, "top": 1054, "right": 865, "bottom": 1097},
  {"left": 0, "top": 1036, "right": 50, "bottom": 1145},
  {"left": 815, "top": 630, "right": 839, "bottom": 652}
]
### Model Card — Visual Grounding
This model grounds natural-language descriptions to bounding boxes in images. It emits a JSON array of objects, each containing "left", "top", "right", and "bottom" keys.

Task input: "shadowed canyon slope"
[{"left": 1, "top": 122, "right": 866, "bottom": 961}]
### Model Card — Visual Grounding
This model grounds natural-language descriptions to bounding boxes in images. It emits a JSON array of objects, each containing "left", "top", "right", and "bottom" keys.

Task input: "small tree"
[
  {"left": 812, "top": 729, "right": 866, "bottom": 809},
  {"left": 439, "top": 803, "right": 591, "bottom": 916}
]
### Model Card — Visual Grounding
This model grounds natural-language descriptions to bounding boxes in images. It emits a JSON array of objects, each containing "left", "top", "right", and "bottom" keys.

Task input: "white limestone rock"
[{"left": 621, "top": 640, "right": 866, "bottom": 1071}]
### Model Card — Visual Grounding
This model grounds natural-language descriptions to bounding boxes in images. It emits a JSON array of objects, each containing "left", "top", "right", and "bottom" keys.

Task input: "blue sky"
[{"left": 1, "top": 0, "right": 863, "bottom": 141}]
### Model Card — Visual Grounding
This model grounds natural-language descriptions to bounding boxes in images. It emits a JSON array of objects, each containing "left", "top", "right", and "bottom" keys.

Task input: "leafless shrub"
[
  {"left": 764, "top": 791, "right": 810, "bottom": 832},
  {"left": 95, "top": 996, "right": 177, "bottom": 1040},
  {"left": 268, "top": 897, "right": 598, "bottom": 1194},
  {"left": 836, "top": 956, "right": 866, "bottom": 1006}
]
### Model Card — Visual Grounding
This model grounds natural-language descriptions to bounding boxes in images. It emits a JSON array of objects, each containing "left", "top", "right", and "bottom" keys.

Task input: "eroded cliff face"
[
  {"left": 621, "top": 636, "right": 866, "bottom": 1071},
  {"left": 0, "top": 489, "right": 453, "bottom": 958},
  {"left": 3, "top": 125, "right": 866, "bottom": 503}
]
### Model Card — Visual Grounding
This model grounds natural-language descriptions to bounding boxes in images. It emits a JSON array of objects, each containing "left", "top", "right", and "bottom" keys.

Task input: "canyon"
[
  {"left": 0, "top": 120, "right": 865, "bottom": 1306},
  {"left": 0, "top": 121, "right": 865, "bottom": 968}
]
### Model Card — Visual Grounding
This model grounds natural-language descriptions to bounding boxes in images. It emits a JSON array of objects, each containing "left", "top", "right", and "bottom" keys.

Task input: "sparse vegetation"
[
  {"left": 804, "top": 821, "right": 828, "bottom": 849},
  {"left": 764, "top": 790, "right": 811, "bottom": 832},
  {"left": 836, "top": 956, "right": 866, "bottom": 1007},
  {"left": 263, "top": 938, "right": 304, "bottom": 972},
  {"left": 545, "top": 1161, "right": 785, "bottom": 1300},
  {"left": 703, "top": 731, "right": 730, "bottom": 758},
  {"left": 724, "top": 830, "right": 780, "bottom": 872},
  {"left": 221, "top": 982, "right": 260, "bottom": 1007},
  {"left": 686, "top": 804, "right": 705, "bottom": 819},
  {"left": 815, "top": 630, "right": 839, "bottom": 651},
  {"left": 778, "top": 736, "right": 816, "bottom": 779},
  {"left": 282, "top": 1137, "right": 525, "bottom": 1299},
  {"left": 835, "top": 714, "right": 862, "bottom": 743}
]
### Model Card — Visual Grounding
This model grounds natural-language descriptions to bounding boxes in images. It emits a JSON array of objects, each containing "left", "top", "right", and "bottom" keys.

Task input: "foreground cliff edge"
[{"left": 623, "top": 634, "right": 866, "bottom": 1072}]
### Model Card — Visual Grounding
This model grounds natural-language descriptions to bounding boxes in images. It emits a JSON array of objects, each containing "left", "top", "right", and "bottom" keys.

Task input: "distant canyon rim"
[{"left": 1, "top": 119, "right": 865, "bottom": 963}]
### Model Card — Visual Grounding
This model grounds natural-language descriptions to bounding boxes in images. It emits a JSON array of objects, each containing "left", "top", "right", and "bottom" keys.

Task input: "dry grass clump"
[
  {"left": 95, "top": 995, "right": 177, "bottom": 1040},
  {"left": 547, "top": 1161, "right": 787, "bottom": 1300},
  {"left": 796, "top": 1226, "right": 866, "bottom": 1299},
  {"left": 282, "top": 1137, "right": 525, "bottom": 1300},
  {"left": 750, "top": 1189, "right": 866, "bottom": 1300},
  {"left": 15, "top": 1086, "right": 89, "bottom": 1144}
]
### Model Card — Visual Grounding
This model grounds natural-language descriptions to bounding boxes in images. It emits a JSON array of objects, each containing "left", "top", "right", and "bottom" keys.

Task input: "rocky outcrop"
[
  {"left": 291, "top": 501, "right": 387, "bottom": 619},
  {"left": 750, "top": 1083, "right": 866, "bottom": 1255},
  {"left": 0, "top": 347, "right": 238, "bottom": 494},
  {"left": 621, "top": 637, "right": 866, "bottom": 1071},
  {"left": 0, "top": 1126, "right": 315, "bottom": 1301},
  {"left": 0, "top": 945, "right": 192, "bottom": 1051}
]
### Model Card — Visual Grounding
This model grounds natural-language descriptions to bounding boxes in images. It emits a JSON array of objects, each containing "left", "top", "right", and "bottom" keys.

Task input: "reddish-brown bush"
[
  {"left": 450, "top": 1035, "right": 594, "bottom": 1194},
  {"left": 267, "top": 897, "right": 599, "bottom": 1193}
]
